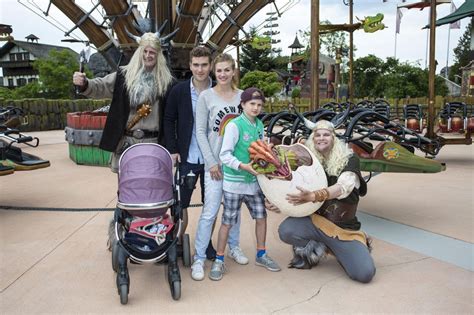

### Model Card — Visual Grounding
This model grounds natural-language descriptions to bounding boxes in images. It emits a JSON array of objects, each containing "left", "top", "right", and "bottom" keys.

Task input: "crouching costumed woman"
[{"left": 267, "top": 120, "right": 376, "bottom": 283}]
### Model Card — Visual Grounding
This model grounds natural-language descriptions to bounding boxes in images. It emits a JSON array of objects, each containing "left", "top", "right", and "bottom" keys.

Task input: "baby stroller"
[{"left": 111, "top": 143, "right": 192, "bottom": 304}]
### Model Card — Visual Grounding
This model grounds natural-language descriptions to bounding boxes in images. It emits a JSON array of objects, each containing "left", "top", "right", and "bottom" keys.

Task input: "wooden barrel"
[{"left": 65, "top": 111, "right": 111, "bottom": 166}]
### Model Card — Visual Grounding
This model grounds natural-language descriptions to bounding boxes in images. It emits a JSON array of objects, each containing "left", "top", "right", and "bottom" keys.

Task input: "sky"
[{"left": 0, "top": 0, "right": 470, "bottom": 73}]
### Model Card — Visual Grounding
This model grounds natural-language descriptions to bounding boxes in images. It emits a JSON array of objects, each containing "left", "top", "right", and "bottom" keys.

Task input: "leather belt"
[{"left": 124, "top": 129, "right": 159, "bottom": 139}]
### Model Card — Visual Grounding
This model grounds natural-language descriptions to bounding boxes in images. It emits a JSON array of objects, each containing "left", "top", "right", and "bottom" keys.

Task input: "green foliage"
[
  {"left": 240, "top": 70, "right": 282, "bottom": 97},
  {"left": 449, "top": 21, "right": 472, "bottom": 82},
  {"left": 299, "top": 21, "right": 351, "bottom": 59},
  {"left": 3, "top": 49, "right": 92, "bottom": 100},
  {"left": 353, "top": 55, "right": 385, "bottom": 97},
  {"left": 0, "top": 87, "right": 13, "bottom": 99},
  {"left": 33, "top": 49, "right": 83, "bottom": 99},
  {"left": 353, "top": 55, "right": 448, "bottom": 98},
  {"left": 272, "top": 55, "right": 291, "bottom": 72},
  {"left": 240, "top": 26, "right": 276, "bottom": 77},
  {"left": 291, "top": 87, "right": 301, "bottom": 98}
]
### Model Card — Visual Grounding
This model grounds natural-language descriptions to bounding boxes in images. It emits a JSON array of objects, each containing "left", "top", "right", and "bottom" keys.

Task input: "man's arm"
[
  {"left": 163, "top": 84, "right": 180, "bottom": 155},
  {"left": 81, "top": 72, "right": 116, "bottom": 99}
]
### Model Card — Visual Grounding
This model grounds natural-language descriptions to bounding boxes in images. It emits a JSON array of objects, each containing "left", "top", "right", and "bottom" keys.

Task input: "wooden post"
[
  {"left": 427, "top": 0, "right": 436, "bottom": 139},
  {"left": 349, "top": 0, "right": 354, "bottom": 103},
  {"left": 310, "top": 0, "right": 320, "bottom": 110}
]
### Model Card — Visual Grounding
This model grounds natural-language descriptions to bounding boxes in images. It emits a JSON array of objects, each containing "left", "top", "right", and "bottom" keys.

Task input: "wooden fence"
[
  {"left": 1, "top": 95, "right": 473, "bottom": 132},
  {"left": 265, "top": 96, "right": 474, "bottom": 119},
  {"left": 0, "top": 98, "right": 110, "bottom": 132}
]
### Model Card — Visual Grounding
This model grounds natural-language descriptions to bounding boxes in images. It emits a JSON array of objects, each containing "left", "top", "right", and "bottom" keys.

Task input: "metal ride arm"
[
  {"left": 206, "top": 0, "right": 271, "bottom": 52},
  {"left": 265, "top": 112, "right": 297, "bottom": 144},
  {"left": 0, "top": 128, "right": 39, "bottom": 149},
  {"left": 342, "top": 111, "right": 441, "bottom": 156},
  {"left": 50, "top": 0, "right": 120, "bottom": 68}
]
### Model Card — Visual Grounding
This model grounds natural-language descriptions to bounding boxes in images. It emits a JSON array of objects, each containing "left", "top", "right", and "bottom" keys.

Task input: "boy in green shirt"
[{"left": 209, "top": 87, "right": 281, "bottom": 281}]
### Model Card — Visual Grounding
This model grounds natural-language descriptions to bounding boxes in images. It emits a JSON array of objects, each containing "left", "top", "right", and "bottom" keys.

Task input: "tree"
[
  {"left": 33, "top": 49, "right": 83, "bottom": 99},
  {"left": 240, "top": 70, "right": 282, "bottom": 97},
  {"left": 449, "top": 21, "right": 472, "bottom": 82},
  {"left": 239, "top": 26, "right": 276, "bottom": 77},
  {"left": 298, "top": 21, "right": 351, "bottom": 59},
  {"left": 353, "top": 54, "right": 385, "bottom": 97},
  {"left": 353, "top": 57, "right": 448, "bottom": 98}
]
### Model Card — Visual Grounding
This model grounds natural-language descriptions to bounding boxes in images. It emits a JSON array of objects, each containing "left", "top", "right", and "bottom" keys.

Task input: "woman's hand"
[
  {"left": 264, "top": 198, "right": 281, "bottom": 213},
  {"left": 209, "top": 164, "right": 223, "bottom": 180},
  {"left": 286, "top": 186, "right": 315, "bottom": 205}
]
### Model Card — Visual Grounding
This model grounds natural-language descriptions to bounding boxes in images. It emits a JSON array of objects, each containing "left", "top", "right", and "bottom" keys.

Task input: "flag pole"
[
  {"left": 394, "top": 5, "right": 398, "bottom": 59},
  {"left": 446, "top": 23, "right": 451, "bottom": 78},
  {"left": 394, "top": 29, "right": 398, "bottom": 59}
]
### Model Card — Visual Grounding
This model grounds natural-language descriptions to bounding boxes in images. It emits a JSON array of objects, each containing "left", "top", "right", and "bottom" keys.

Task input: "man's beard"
[{"left": 128, "top": 70, "right": 157, "bottom": 107}]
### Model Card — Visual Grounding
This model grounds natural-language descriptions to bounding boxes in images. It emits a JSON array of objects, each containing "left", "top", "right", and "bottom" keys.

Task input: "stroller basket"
[{"left": 118, "top": 143, "right": 174, "bottom": 217}]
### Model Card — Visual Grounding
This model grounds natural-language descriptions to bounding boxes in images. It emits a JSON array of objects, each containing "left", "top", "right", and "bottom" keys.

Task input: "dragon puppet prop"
[
  {"left": 249, "top": 140, "right": 327, "bottom": 217},
  {"left": 319, "top": 13, "right": 386, "bottom": 35}
]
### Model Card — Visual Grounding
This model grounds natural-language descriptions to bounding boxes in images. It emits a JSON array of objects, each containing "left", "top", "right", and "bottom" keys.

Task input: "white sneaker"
[
  {"left": 228, "top": 246, "right": 249, "bottom": 265},
  {"left": 191, "top": 259, "right": 205, "bottom": 281}
]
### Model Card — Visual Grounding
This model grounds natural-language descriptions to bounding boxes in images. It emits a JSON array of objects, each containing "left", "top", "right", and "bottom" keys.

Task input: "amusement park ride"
[
  {"left": 0, "top": 0, "right": 472, "bottom": 304},
  {"left": 2, "top": 0, "right": 472, "bottom": 179}
]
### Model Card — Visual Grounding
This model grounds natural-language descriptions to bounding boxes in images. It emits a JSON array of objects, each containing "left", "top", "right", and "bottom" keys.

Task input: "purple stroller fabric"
[{"left": 118, "top": 144, "right": 173, "bottom": 205}]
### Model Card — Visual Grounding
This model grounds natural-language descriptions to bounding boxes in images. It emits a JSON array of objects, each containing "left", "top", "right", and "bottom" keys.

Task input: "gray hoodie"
[{"left": 195, "top": 88, "right": 242, "bottom": 171}]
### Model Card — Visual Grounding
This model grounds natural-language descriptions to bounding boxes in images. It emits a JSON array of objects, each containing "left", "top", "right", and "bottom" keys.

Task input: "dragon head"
[
  {"left": 249, "top": 140, "right": 312, "bottom": 180},
  {"left": 252, "top": 142, "right": 328, "bottom": 217},
  {"left": 358, "top": 13, "right": 385, "bottom": 33}
]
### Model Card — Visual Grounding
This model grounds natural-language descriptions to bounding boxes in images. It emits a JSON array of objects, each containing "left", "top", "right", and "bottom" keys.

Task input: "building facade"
[{"left": 0, "top": 36, "right": 78, "bottom": 88}]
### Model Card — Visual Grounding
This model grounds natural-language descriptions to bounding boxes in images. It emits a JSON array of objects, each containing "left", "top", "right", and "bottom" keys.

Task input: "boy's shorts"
[{"left": 222, "top": 191, "right": 266, "bottom": 225}]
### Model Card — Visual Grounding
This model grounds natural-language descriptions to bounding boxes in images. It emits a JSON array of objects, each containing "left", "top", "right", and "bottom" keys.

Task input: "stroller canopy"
[{"left": 118, "top": 143, "right": 173, "bottom": 205}]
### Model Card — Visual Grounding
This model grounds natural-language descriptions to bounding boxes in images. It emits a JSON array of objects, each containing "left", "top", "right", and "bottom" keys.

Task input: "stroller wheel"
[
  {"left": 119, "top": 284, "right": 128, "bottom": 305},
  {"left": 170, "top": 281, "right": 181, "bottom": 300},
  {"left": 182, "top": 234, "right": 191, "bottom": 268},
  {"left": 111, "top": 240, "right": 119, "bottom": 272}
]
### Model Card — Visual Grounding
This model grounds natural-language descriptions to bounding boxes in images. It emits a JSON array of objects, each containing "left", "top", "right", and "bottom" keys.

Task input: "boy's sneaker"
[
  {"left": 228, "top": 246, "right": 249, "bottom": 265},
  {"left": 256, "top": 254, "right": 281, "bottom": 272},
  {"left": 209, "top": 260, "right": 226, "bottom": 281},
  {"left": 191, "top": 259, "right": 205, "bottom": 281}
]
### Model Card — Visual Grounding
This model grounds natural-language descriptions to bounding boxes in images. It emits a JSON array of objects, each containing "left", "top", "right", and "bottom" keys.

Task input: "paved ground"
[{"left": 0, "top": 130, "right": 472, "bottom": 314}]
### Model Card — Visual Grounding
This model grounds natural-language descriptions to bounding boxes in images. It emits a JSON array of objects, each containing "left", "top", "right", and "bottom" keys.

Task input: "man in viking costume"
[
  {"left": 266, "top": 120, "right": 376, "bottom": 283},
  {"left": 73, "top": 31, "right": 174, "bottom": 172}
]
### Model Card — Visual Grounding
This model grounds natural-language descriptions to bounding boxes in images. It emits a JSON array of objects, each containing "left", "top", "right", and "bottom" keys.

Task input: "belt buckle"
[{"left": 132, "top": 129, "right": 145, "bottom": 139}]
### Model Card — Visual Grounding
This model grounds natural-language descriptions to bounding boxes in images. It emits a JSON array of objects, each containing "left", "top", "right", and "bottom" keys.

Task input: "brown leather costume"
[{"left": 315, "top": 154, "right": 367, "bottom": 231}]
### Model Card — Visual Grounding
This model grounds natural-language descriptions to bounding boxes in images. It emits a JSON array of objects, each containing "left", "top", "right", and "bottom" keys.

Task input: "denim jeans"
[{"left": 193, "top": 171, "right": 241, "bottom": 261}]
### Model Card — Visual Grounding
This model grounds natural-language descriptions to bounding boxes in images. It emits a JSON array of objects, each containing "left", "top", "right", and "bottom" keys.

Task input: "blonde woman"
[
  {"left": 192, "top": 53, "right": 247, "bottom": 280},
  {"left": 268, "top": 120, "right": 376, "bottom": 283}
]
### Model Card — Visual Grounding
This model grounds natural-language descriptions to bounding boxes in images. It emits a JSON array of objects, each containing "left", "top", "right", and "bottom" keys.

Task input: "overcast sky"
[{"left": 0, "top": 0, "right": 469, "bottom": 72}]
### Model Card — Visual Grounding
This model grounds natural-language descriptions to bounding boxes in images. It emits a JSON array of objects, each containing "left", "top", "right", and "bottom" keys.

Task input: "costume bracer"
[{"left": 279, "top": 154, "right": 376, "bottom": 283}]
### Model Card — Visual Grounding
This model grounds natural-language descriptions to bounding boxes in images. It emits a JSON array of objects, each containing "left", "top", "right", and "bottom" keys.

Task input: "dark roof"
[
  {"left": 25, "top": 34, "right": 40, "bottom": 41},
  {"left": 88, "top": 52, "right": 112, "bottom": 77},
  {"left": 0, "top": 40, "right": 79, "bottom": 59},
  {"left": 288, "top": 35, "right": 304, "bottom": 49}
]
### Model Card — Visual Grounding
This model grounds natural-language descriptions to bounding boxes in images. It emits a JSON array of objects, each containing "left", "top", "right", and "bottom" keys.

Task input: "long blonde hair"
[
  {"left": 212, "top": 53, "right": 237, "bottom": 90},
  {"left": 123, "top": 39, "right": 173, "bottom": 98},
  {"left": 305, "top": 130, "right": 353, "bottom": 177}
]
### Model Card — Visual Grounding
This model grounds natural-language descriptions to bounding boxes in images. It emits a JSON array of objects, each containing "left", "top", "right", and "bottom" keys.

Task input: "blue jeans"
[{"left": 193, "top": 171, "right": 241, "bottom": 261}]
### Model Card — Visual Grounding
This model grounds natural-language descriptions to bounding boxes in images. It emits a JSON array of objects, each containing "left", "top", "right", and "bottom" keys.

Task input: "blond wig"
[
  {"left": 305, "top": 121, "right": 353, "bottom": 177},
  {"left": 123, "top": 33, "right": 173, "bottom": 98}
]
